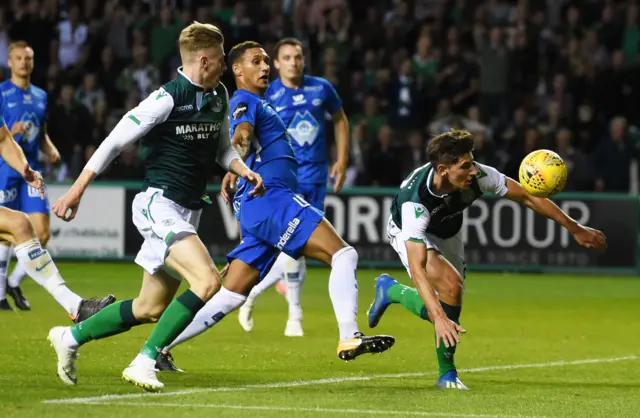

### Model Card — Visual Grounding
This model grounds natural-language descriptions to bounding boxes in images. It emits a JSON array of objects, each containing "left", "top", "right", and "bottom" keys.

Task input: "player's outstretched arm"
[
  {"left": 52, "top": 88, "right": 174, "bottom": 221},
  {"left": 504, "top": 177, "right": 607, "bottom": 250},
  {"left": 0, "top": 125, "right": 44, "bottom": 197},
  {"left": 41, "top": 128, "right": 61, "bottom": 163},
  {"left": 405, "top": 241, "right": 465, "bottom": 348}
]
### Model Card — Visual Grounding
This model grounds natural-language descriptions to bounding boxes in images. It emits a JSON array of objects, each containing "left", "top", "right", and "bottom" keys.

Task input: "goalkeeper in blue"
[
  {"left": 155, "top": 41, "right": 394, "bottom": 371},
  {"left": 366, "top": 129, "right": 608, "bottom": 390}
]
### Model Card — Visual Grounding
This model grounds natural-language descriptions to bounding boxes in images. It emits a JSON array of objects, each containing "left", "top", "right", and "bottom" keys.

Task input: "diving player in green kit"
[
  {"left": 46, "top": 22, "right": 264, "bottom": 392},
  {"left": 367, "top": 128, "right": 608, "bottom": 390}
]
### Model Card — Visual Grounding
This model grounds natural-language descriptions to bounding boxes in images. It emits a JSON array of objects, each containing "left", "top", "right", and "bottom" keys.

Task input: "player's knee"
[
  {"left": 132, "top": 299, "right": 167, "bottom": 323},
  {"left": 10, "top": 211, "right": 34, "bottom": 242},
  {"left": 186, "top": 267, "right": 221, "bottom": 301},
  {"left": 332, "top": 245, "right": 358, "bottom": 267},
  {"left": 36, "top": 226, "right": 51, "bottom": 245},
  {"left": 438, "top": 270, "right": 464, "bottom": 301}
]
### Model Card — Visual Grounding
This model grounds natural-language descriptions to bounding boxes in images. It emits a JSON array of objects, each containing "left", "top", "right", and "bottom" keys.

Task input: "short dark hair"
[
  {"left": 228, "top": 41, "right": 264, "bottom": 68},
  {"left": 427, "top": 129, "right": 475, "bottom": 165},
  {"left": 274, "top": 37, "right": 303, "bottom": 60}
]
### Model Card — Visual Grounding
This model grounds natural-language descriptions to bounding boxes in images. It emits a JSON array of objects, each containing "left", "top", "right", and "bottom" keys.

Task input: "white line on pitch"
[
  {"left": 84, "top": 401, "right": 542, "bottom": 418},
  {"left": 42, "top": 355, "right": 637, "bottom": 405}
]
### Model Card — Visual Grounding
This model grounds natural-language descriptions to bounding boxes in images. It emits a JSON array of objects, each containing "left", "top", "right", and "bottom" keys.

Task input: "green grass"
[{"left": 1, "top": 262, "right": 639, "bottom": 418}]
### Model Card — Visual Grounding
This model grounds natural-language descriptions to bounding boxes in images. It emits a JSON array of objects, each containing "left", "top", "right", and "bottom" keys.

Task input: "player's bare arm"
[
  {"left": 405, "top": 240, "right": 466, "bottom": 348},
  {"left": 331, "top": 108, "right": 349, "bottom": 192},
  {"left": 504, "top": 177, "right": 607, "bottom": 250},
  {"left": 41, "top": 126, "right": 61, "bottom": 163},
  {"left": 0, "top": 124, "right": 43, "bottom": 197}
]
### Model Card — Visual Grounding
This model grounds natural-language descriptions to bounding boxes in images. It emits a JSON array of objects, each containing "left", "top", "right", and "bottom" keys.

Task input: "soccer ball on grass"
[{"left": 518, "top": 149, "right": 568, "bottom": 198}]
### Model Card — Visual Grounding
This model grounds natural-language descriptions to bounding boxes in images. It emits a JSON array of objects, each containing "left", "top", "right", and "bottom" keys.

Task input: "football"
[{"left": 518, "top": 149, "right": 568, "bottom": 198}]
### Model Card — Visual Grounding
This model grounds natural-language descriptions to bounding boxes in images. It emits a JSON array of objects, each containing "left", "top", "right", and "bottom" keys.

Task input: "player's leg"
[
  {"left": 48, "top": 269, "right": 179, "bottom": 385},
  {"left": 238, "top": 252, "right": 286, "bottom": 332},
  {"left": 122, "top": 191, "right": 223, "bottom": 390},
  {"left": 0, "top": 240, "right": 11, "bottom": 310},
  {"left": 0, "top": 205, "right": 115, "bottom": 319},
  {"left": 163, "top": 235, "right": 274, "bottom": 352},
  {"left": 297, "top": 215, "right": 395, "bottom": 360},
  {"left": 281, "top": 183, "right": 325, "bottom": 337},
  {"left": 5, "top": 210, "right": 51, "bottom": 310},
  {"left": 368, "top": 230, "right": 467, "bottom": 389},
  {"left": 0, "top": 179, "right": 20, "bottom": 310}
]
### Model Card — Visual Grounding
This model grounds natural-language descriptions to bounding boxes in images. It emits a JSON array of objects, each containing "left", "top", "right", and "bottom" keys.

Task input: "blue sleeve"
[
  {"left": 322, "top": 78, "right": 342, "bottom": 114},
  {"left": 0, "top": 94, "right": 4, "bottom": 127},
  {"left": 229, "top": 94, "right": 258, "bottom": 130}
]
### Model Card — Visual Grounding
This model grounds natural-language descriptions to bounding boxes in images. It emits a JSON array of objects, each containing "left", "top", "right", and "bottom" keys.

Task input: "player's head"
[
  {"left": 228, "top": 41, "right": 271, "bottom": 91},
  {"left": 274, "top": 38, "right": 304, "bottom": 80},
  {"left": 179, "top": 22, "right": 225, "bottom": 88},
  {"left": 427, "top": 128, "right": 477, "bottom": 190},
  {"left": 8, "top": 41, "right": 34, "bottom": 79}
]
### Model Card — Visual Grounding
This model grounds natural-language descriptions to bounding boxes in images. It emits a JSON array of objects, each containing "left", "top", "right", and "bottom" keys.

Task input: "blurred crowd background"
[{"left": 2, "top": 0, "right": 640, "bottom": 193}]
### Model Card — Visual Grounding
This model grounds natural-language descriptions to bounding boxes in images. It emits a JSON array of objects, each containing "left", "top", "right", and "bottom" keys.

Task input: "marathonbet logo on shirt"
[{"left": 175, "top": 122, "right": 222, "bottom": 140}]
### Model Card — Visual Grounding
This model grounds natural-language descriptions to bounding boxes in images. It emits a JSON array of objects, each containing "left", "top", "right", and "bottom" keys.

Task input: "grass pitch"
[{"left": 0, "top": 262, "right": 639, "bottom": 417}]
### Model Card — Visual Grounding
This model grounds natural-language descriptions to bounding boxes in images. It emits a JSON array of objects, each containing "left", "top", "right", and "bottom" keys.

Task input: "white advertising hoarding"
[{"left": 47, "top": 185, "right": 125, "bottom": 258}]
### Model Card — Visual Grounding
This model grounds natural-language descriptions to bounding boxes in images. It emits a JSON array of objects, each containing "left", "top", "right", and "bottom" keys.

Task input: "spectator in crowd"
[
  {"left": 0, "top": 0, "right": 638, "bottom": 193},
  {"left": 595, "top": 117, "right": 635, "bottom": 193},
  {"left": 116, "top": 44, "right": 159, "bottom": 100},
  {"left": 47, "top": 82, "right": 93, "bottom": 176}
]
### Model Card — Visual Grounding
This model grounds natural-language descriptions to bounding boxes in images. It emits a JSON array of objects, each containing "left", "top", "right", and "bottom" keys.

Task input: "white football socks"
[
  {"left": 0, "top": 244, "right": 10, "bottom": 300},
  {"left": 14, "top": 239, "right": 82, "bottom": 316},
  {"left": 328, "top": 246, "right": 360, "bottom": 341},
  {"left": 164, "top": 287, "right": 246, "bottom": 351},
  {"left": 244, "top": 252, "right": 287, "bottom": 307},
  {"left": 285, "top": 255, "right": 306, "bottom": 321},
  {"left": 7, "top": 259, "right": 27, "bottom": 288}
]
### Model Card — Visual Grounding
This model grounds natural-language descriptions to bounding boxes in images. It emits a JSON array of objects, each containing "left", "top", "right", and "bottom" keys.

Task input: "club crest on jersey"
[
  {"left": 287, "top": 111, "right": 319, "bottom": 146},
  {"left": 211, "top": 96, "right": 223, "bottom": 112},
  {"left": 233, "top": 102, "right": 248, "bottom": 119},
  {"left": 20, "top": 112, "right": 40, "bottom": 143},
  {"left": 312, "top": 98, "right": 322, "bottom": 107}
]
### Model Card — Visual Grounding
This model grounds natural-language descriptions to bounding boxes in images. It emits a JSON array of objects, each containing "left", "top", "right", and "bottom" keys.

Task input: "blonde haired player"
[
  {"left": 367, "top": 129, "right": 606, "bottom": 390},
  {"left": 47, "top": 22, "right": 264, "bottom": 392}
]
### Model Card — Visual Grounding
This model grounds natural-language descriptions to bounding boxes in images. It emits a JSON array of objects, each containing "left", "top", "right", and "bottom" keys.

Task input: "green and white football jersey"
[
  {"left": 126, "top": 69, "right": 230, "bottom": 209},
  {"left": 390, "top": 162, "right": 508, "bottom": 241}
]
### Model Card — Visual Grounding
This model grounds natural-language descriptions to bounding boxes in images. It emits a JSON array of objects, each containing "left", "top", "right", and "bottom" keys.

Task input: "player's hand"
[
  {"left": 221, "top": 172, "right": 238, "bottom": 204},
  {"left": 572, "top": 224, "right": 607, "bottom": 251},
  {"left": 21, "top": 164, "right": 45, "bottom": 199},
  {"left": 10, "top": 122, "right": 25, "bottom": 136},
  {"left": 434, "top": 316, "right": 466, "bottom": 348},
  {"left": 245, "top": 171, "right": 266, "bottom": 197},
  {"left": 330, "top": 160, "right": 347, "bottom": 193},
  {"left": 47, "top": 147, "right": 61, "bottom": 164},
  {"left": 52, "top": 189, "right": 82, "bottom": 222}
]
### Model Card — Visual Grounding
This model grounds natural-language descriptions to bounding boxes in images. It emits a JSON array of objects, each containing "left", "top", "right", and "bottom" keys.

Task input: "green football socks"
[
  {"left": 387, "top": 283, "right": 462, "bottom": 376},
  {"left": 70, "top": 300, "right": 142, "bottom": 345},
  {"left": 436, "top": 302, "right": 462, "bottom": 376},
  {"left": 387, "top": 283, "right": 430, "bottom": 320},
  {"left": 140, "top": 289, "right": 205, "bottom": 360}
]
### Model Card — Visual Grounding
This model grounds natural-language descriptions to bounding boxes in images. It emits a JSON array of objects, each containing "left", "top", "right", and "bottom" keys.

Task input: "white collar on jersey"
[
  {"left": 177, "top": 67, "right": 216, "bottom": 93},
  {"left": 426, "top": 168, "right": 448, "bottom": 198}
]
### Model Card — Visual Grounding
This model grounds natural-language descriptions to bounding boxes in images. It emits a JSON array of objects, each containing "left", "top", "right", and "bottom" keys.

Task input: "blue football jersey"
[
  {"left": 229, "top": 89, "right": 298, "bottom": 192},
  {"left": 0, "top": 99, "right": 4, "bottom": 127},
  {"left": 266, "top": 75, "right": 342, "bottom": 184},
  {"left": 0, "top": 80, "right": 48, "bottom": 173}
]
